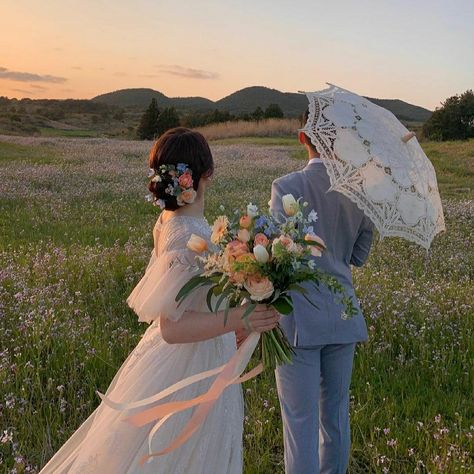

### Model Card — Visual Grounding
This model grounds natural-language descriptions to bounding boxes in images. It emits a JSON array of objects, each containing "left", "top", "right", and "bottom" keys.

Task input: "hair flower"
[{"left": 146, "top": 163, "right": 196, "bottom": 208}]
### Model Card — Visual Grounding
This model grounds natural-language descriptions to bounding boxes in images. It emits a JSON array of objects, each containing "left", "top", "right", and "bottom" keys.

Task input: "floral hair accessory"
[{"left": 145, "top": 163, "right": 197, "bottom": 209}]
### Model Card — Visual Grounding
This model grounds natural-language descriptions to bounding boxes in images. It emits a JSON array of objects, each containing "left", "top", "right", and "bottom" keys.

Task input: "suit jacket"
[{"left": 270, "top": 160, "right": 374, "bottom": 346}]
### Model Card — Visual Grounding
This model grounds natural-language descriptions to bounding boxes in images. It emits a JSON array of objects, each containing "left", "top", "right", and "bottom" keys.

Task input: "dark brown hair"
[
  {"left": 148, "top": 127, "right": 214, "bottom": 211},
  {"left": 300, "top": 108, "right": 317, "bottom": 152}
]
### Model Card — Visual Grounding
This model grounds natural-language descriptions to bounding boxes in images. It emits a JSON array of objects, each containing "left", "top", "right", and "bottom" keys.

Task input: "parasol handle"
[{"left": 402, "top": 132, "right": 416, "bottom": 143}]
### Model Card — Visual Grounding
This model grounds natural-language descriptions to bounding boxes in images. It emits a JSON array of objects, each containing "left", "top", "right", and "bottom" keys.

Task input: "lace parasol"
[{"left": 301, "top": 84, "right": 445, "bottom": 249}]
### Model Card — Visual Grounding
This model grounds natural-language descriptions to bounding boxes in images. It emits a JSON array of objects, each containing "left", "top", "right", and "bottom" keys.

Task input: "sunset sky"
[{"left": 1, "top": 0, "right": 472, "bottom": 110}]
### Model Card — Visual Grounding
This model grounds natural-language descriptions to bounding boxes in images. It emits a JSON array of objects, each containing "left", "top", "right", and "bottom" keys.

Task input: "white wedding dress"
[{"left": 40, "top": 214, "right": 244, "bottom": 474}]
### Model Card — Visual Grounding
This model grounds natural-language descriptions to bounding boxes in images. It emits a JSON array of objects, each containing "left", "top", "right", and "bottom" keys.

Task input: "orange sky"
[{"left": 1, "top": 0, "right": 473, "bottom": 110}]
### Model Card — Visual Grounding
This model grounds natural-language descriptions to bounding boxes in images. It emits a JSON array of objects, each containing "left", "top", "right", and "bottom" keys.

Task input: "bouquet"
[{"left": 176, "top": 194, "right": 357, "bottom": 369}]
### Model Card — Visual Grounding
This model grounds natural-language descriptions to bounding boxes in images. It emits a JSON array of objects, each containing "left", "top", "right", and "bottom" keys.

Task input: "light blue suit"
[{"left": 270, "top": 159, "right": 374, "bottom": 474}]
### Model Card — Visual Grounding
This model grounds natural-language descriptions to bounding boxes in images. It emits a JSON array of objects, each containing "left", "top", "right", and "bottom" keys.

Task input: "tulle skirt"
[{"left": 40, "top": 323, "right": 244, "bottom": 473}]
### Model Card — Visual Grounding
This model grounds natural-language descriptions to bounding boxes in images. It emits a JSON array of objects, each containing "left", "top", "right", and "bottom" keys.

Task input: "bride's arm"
[{"left": 160, "top": 304, "right": 279, "bottom": 344}]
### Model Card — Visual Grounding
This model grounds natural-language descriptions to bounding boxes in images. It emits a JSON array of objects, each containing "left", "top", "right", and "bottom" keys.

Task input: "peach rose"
[
  {"left": 178, "top": 172, "right": 193, "bottom": 188},
  {"left": 237, "top": 228, "right": 251, "bottom": 243},
  {"left": 223, "top": 240, "right": 249, "bottom": 271},
  {"left": 239, "top": 215, "right": 252, "bottom": 229},
  {"left": 244, "top": 274, "right": 274, "bottom": 302},
  {"left": 225, "top": 240, "right": 249, "bottom": 258},
  {"left": 180, "top": 188, "right": 197, "bottom": 204},
  {"left": 254, "top": 233, "right": 269, "bottom": 247},
  {"left": 272, "top": 235, "right": 298, "bottom": 253}
]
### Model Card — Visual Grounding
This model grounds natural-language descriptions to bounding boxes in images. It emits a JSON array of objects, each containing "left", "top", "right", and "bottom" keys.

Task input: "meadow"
[{"left": 0, "top": 134, "right": 472, "bottom": 473}]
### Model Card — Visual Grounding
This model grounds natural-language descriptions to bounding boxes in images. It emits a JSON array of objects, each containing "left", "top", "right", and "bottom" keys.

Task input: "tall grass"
[
  {"left": 0, "top": 136, "right": 472, "bottom": 473},
  {"left": 195, "top": 118, "right": 300, "bottom": 141}
]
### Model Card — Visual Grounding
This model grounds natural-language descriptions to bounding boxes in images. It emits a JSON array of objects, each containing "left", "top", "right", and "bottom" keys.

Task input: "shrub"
[
  {"left": 423, "top": 90, "right": 474, "bottom": 141},
  {"left": 264, "top": 103, "right": 284, "bottom": 119}
]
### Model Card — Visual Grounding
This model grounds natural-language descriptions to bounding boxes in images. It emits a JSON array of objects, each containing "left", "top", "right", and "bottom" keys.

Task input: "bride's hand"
[{"left": 242, "top": 304, "right": 280, "bottom": 333}]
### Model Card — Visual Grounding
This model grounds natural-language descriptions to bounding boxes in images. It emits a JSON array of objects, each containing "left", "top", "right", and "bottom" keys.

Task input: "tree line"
[
  {"left": 137, "top": 99, "right": 285, "bottom": 140},
  {"left": 423, "top": 89, "right": 473, "bottom": 141}
]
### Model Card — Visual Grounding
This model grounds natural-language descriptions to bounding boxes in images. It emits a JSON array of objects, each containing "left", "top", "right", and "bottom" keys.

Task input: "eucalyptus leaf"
[
  {"left": 175, "top": 276, "right": 210, "bottom": 302},
  {"left": 206, "top": 286, "right": 216, "bottom": 312},
  {"left": 272, "top": 297, "right": 293, "bottom": 315}
]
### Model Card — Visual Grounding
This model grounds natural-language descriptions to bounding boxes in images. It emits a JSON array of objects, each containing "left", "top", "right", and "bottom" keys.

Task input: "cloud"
[
  {"left": 12, "top": 88, "right": 34, "bottom": 95},
  {"left": 155, "top": 65, "right": 218, "bottom": 80},
  {"left": 30, "top": 84, "right": 47, "bottom": 91},
  {"left": 0, "top": 67, "right": 67, "bottom": 84}
]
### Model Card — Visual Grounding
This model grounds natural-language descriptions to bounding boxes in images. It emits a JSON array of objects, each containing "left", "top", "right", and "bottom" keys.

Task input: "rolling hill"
[
  {"left": 92, "top": 86, "right": 432, "bottom": 122},
  {"left": 92, "top": 88, "right": 214, "bottom": 111}
]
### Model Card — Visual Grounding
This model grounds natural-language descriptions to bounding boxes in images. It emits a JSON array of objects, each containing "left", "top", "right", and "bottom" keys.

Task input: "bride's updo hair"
[{"left": 148, "top": 127, "right": 214, "bottom": 211}]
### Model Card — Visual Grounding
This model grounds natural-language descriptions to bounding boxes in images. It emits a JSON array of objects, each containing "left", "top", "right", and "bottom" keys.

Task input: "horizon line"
[{"left": 2, "top": 85, "right": 434, "bottom": 111}]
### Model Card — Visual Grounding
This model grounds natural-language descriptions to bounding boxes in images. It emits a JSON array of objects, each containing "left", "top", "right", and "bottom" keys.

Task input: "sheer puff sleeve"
[{"left": 126, "top": 216, "right": 211, "bottom": 323}]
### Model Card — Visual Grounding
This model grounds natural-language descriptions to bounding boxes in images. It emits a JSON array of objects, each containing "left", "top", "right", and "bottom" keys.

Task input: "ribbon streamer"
[{"left": 97, "top": 331, "right": 262, "bottom": 466}]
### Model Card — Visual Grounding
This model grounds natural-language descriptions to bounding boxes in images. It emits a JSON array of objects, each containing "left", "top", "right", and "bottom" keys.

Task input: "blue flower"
[
  {"left": 177, "top": 163, "right": 187, "bottom": 172},
  {"left": 263, "top": 221, "right": 279, "bottom": 237},
  {"left": 254, "top": 216, "right": 269, "bottom": 230}
]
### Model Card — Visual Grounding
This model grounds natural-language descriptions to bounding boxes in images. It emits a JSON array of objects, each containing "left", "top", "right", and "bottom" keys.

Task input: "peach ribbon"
[{"left": 97, "top": 331, "right": 262, "bottom": 466}]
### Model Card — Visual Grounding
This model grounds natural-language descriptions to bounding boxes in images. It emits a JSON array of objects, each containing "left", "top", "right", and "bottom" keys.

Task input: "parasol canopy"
[{"left": 301, "top": 83, "right": 445, "bottom": 249}]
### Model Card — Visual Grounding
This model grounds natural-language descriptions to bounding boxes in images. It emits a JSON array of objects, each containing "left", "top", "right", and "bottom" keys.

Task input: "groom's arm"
[
  {"left": 350, "top": 216, "right": 374, "bottom": 267},
  {"left": 270, "top": 179, "right": 286, "bottom": 222}
]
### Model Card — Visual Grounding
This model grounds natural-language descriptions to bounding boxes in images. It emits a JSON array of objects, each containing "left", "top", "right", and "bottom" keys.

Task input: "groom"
[{"left": 270, "top": 110, "right": 374, "bottom": 474}]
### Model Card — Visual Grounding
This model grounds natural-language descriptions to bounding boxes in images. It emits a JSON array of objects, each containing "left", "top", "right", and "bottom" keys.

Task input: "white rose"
[
  {"left": 282, "top": 194, "right": 299, "bottom": 216},
  {"left": 253, "top": 245, "right": 269, "bottom": 263}
]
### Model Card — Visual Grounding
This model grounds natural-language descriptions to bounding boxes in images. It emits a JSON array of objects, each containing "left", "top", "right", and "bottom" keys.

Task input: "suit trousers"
[{"left": 275, "top": 343, "right": 356, "bottom": 474}]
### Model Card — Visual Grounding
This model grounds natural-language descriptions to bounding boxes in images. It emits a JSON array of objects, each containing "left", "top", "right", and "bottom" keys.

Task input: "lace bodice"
[{"left": 153, "top": 214, "right": 211, "bottom": 257}]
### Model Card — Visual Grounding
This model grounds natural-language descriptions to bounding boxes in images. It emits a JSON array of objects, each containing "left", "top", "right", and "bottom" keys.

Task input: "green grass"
[
  {"left": 422, "top": 140, "right": 474, "bottom": 199},
  {"left": 0, "top": 137, "right": 472, "bottom": 473},
  {"left": 38, "top": 127, "right": 101, "bottom": 138},
  {"left": 0, "top": 141, "right": 59, "bottom": 165}
]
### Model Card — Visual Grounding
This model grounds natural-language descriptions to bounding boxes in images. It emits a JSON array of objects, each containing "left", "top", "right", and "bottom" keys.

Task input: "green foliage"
[
  {"left": 182, "top": 109, "right": 235, "bottom": 128},
  {"left": 252, "top": 106, "right": 265, "bottom": 122},
  {"left": 423, "top": 89, "right": 474, "bottom": 141},
  {"left": 264, "top": 103, "right": 284, "bottom": 119},
  {"left": 137, "top": 101, "right": 181, "bottom": 139},
  {"left": 136, "top": 98, "right": 161, "bottom": 140},
  {"left": 155, "top": 107, "right": 181, "bottom": 136}
]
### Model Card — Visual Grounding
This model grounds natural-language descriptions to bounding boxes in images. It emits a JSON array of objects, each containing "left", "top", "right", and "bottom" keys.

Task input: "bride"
[{"left": 40, "top": 127, "right": 280, "bottom": 473}]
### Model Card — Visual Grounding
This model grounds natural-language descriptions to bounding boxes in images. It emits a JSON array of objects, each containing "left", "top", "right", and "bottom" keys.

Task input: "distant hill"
[
  {"left": 214, "top": 86, "right": 309, "bottom": 116},
  {"left": 365, "top": 97, "right": 432, "bottom": 123},
  {"left": 92, "top": 88, "right": 214, "bottom": 111},
  {"left": 92, "top": 86, "right": 432, "bottom": 123}
]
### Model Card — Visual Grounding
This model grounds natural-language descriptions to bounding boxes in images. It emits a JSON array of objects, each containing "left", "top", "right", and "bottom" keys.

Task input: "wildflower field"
[{"left": 0, "top": 135, "right": 472, "bottom": 473}]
